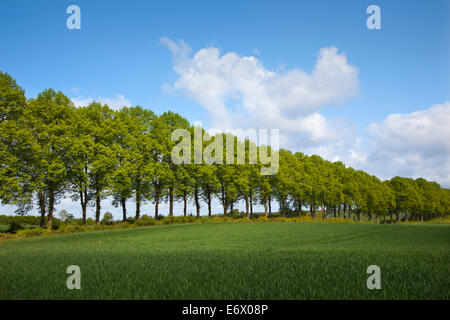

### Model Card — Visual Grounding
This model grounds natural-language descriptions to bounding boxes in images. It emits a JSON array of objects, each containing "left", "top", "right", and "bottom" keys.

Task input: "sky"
[{"left": 0, "top": 0, "right": 449, "bottom": 218}]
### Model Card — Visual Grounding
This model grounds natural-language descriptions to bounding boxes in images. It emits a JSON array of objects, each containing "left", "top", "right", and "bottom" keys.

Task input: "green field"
[{"left": 0, "top": 222, "right": 448, "bottom": 299}]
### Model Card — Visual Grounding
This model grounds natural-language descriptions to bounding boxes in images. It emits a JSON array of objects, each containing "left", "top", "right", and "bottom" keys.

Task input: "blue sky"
[{"left": 0, "top": 0, "right": 449, "bottom": 217}]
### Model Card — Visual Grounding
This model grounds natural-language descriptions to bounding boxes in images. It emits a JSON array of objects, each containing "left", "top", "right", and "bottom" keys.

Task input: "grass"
[{"left": 0, "top": 222, "right": 448, "bottom": 300}]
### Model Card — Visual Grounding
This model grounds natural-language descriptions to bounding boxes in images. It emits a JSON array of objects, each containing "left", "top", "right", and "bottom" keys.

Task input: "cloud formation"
[
  {"left": 161, "top": 38, "right": 358, "bottom": 124},
  {"left": 71, "top": 94, "right": 131, "bottom": 110},
  {"left": 364, "top": 102, "right": 450, "bottom": 186},
  {"left": 161, "top": 37, "right": 360, "bottom": 157}
]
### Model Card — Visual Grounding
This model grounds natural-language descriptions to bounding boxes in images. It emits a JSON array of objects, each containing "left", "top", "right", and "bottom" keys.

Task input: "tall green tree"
[
  {"left": 0, "top": 71, "right": 33, "bottom": 210},
  {"left": 26, "top": 89, "right": 75, "bottom": 228},
  {"left": 160, "top": 111, "right": 190, "bottom": 216},
  {"left": 85, "top": 102, "right": 116, "bottom": 224},
  {"left": 66, "top": 106, "right": 93, "bottom": 224}
]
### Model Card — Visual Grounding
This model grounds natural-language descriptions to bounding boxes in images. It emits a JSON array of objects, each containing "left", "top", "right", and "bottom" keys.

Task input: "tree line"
[{"left": 1, "top": 71, "right": 449, "bottom": 228}]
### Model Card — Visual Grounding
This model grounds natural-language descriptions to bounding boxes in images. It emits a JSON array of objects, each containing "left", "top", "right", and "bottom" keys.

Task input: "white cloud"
[
  {"left": 362, "top": 102, "right": 450, "bottom": 186},
  {"left": 162, "top": 38, "right": 358, "bottom": 128},
  {"left": 71, "top": 94, "right": 131, "bottom": 110},
  {"left": 367, "top": 102, "right": 450, "bottom": 156},
  {"left": 161, "top": 37, "right": 360, "bottom": 158}
]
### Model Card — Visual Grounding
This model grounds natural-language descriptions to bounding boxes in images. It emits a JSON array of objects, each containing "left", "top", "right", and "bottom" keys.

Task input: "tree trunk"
[
  {"left": 194, "top": 188, "right": 200, "bottom": 218},
  {"left": 268, "top": 196, "right": 272, "bottom": 218},
  {"left": 297, "top": 199, "right": 302, "bottom": 217},
  {"left": 135, "top": 179, "right": 141, "bottom": 219},
  {"left": 95, "top": 192, "right": 101, "bottom": 224},
  {"left": 80, "top": 188, "right": 87, "bottom": 224},
  {"left": 343, "top": 204, "right": 347, "bottom": 219},
  {"left": 221, "top": 185, "right": 227, "bottom": 216},
  {"left": 38, "top": 190, "right": 46, "bottom": 227},
  {"left": 81, "top": 164, "right": 88, "bottom": 223},
  {"left": 375, "top": 213, "right": 379, "bottom": 223},
  {"left": 230, "top": 199, "right": 233, "bottom": 215},
  {"left": 183, "top": 190, "right": 187, "bottom": 217},
  {"left": 154, "top": 189, "right": 159, "bottom": 218},
  {"left": 208, "top": 193, "right": 212, "bottom": 217},
  {"left": 334, "top": 206, "right": 337, "bottom": 218},
  {"left": 46, "top": 190, "right": 55, "bottom": 229},
  {"left": 421, "top": 214, "right": 424, "bottom": 222},
  {"left": 121, "top": 197, "right": 127, "bottom": 222},
  {"left": 264, "top": 199, "right": 268, "bottom": 217},
  {"left": 338, "top": 205, "right": 341, "bottom": 217},
  {"left": 249, "top": 192, "right": 253, "bottom": 218},
  {"left": 135, "top": 191, "right": 141, "bottom": 220},
  {"left": 245, "top": 196, "right": 249, "bottom": 217},
  {"left": 169, "top": 187, "right": 174, "bottom": 216}
]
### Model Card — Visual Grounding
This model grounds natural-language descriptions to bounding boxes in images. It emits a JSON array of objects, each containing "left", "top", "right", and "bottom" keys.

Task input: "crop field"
[{"left": 0, "top": 222, "right": 448, "bottom": 300}]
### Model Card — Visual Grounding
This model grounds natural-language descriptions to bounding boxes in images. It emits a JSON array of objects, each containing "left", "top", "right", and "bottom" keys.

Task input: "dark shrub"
[{"left": 7, "top": 222, "right": 24, "bottom": 234}]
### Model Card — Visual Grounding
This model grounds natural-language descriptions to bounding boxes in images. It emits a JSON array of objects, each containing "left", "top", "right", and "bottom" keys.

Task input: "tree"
[
  {"left": 126, "top": 106, "right": 156, "bottom": 219},
  {"left": 215, "top": 133, "right": 238, "bottom": 216},
  {"left": 174, "top": 163, "right": 193, "bottom": 216},
  {"left": 160, "top": 111, "right": 190, "bottom": 216},
  {"left": 148, "top": 115, "right": 171, "bottom": 218},
  {"left": 387, "top": 177, "right": 419, "bottom": 222},
  {"left": 304, "top": 155, "right": 326, "bottom": 218},
  {"left": 200, "top": 164, "right": 219, "bottom": 217},
  {"left": 108, "top": 108, "right": 135, "bottom": 221},
  {"left": 102, "top": 212, "right": 114, "bottom": 225},
  {"left": 415, "top": 178, "right": 439, "bottom": 221},
  {"left": 25, "top": 89, "right": 75, "bottom": 228},
  {"left": 58, "top": 209, "right": 69, "bottom": 222},
  {"left": 0, "top": 71, "right": 26, "bottom": 123},
  {"left": 273, "top": 149, "right": 293, "bottom": 217},
  {"left": 0, "top": 71, "right": 34, "bottom": 211},
  {"left": 342, "top": 167, "right": 357, "bottom": 219},
  {"left": 85, "top": 102, "right": 116, "bottom": 224},
  {"left": 286, "top": 152, "right": 308, "bottom": 217},
  {"left": 66, "top": 106, "right": 93, "bottom": 224},
  {"left": 257, "top": 145, "right": 277, "bottom": 217}
]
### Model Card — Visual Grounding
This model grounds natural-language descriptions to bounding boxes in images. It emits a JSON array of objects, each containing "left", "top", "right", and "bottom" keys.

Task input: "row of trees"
[{"left": 1, "top": 71, "right": 449, "bottom": 228}]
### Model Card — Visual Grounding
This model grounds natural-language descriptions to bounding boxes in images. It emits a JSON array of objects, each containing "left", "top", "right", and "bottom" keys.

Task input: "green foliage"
[
  {"left": 6, "top": 221, "right": 24, "bottom": 234},
  {"left": 102, "top": 212, "right": 114, "bottom": 225}
]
